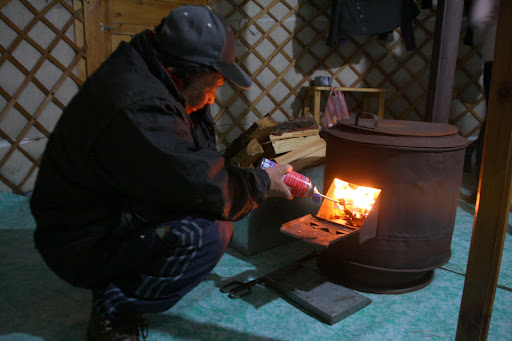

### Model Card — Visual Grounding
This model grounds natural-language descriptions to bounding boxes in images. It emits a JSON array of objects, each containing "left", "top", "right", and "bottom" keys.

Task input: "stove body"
[{"left": 282, "top": 115, "right": 468, "bottom": 293}]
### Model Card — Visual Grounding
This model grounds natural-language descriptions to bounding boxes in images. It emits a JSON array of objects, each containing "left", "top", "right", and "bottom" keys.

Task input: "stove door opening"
[{"left": 281, "top": 178, "right": 381, "bottom": 247}]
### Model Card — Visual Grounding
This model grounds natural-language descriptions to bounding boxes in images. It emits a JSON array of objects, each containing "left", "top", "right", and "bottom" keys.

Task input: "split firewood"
[
  {"left": 274, "top": 137, "right": 326, "bottom": 171},
  {"left": 268, "top": 128, "right": 319, "bottom": 141},
  {"left": 270, "top": 134, "right": 320, "bottom": 155},
  {"left": 271, "top": 117, "right": 318, "bottom": 135},
  {"left": 269, "top": 117, "right": 320, "bottom": 155},
  {"left": 224, "top": 115, "right": 277, "bottom": 162},
  {"left": 227, "top": 138, "right": 264, "bottom": 167}
]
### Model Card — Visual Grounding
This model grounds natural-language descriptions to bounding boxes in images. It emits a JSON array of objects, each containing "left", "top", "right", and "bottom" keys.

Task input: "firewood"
[
  {"left": 270, "top": 134, "right": 320, "bottom": 155},
  {"left": 266, "top": 117, "right": 320, "bottom": 155},
  {"left": 274, "top": 137, "right": 326, "bottom": 171},
  {"left": 268, "top": 128, "right": 319, "bottom": 141},
  {"left": 271, "top": 117, "right": 318, "bottom": 135},
  {"left": 224, "top": 115, "right": 277, "bottom": 161},
  {"left": 227, "top": 138, "right": 264, "bottom": 167}
]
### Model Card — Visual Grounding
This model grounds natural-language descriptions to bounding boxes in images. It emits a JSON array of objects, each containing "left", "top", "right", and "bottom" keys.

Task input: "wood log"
[
  {"left": 274, "top": 138, "right": 326, "bottom": 171},
  {"left": 270, "top": 134, "right": 320, "bottom": 155},
  {"left": 268, "top": 118, "right": 320, "bottom": 155},
  {"left": 268, "top": 128, "right": 319, "bottom": 141},
  {"left": 272, "top": 117, "right": 318, "bottom": 135},
  {"left": 228, "top": 139, "right": 264, "bottom": 167},
  {"left": 224, "top": 115, "right": 277, "bottom": 161}
]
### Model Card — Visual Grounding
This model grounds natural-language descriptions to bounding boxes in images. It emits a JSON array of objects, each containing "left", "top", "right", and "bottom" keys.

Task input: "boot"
[{"left": 86, "top": 309, "right": 148, "bottom": 341}]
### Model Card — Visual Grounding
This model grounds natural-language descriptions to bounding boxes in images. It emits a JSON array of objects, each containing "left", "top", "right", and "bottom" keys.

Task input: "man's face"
[{"left": 181, "top": 73, "right": 225, "bottom": 114}]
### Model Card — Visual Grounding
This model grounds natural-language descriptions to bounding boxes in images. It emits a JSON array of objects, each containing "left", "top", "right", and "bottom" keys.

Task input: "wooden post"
[
  {"left": 456, "top": 1, "right": 512, "bottom": 339},
  {"left": 313, "top": 89, "right": 322, "bottom": 124},
  {"left": 424, "top": 0, "right": 464, "bottom": 123},
  {"left": 83, "top": 0, "right": 109, "bottom": 76}
]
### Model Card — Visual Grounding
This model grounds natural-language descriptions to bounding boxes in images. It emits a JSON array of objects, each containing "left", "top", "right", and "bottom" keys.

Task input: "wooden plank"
[
  {"left": 83, "top": 0, "right": 109, "bottom": 76},
  {"left": 271, "top": 135, "right": 320, "bottom": 155},
  {"left": 276, "top": 149, "right": 325, "bottom": 171},
  {"left": 456, "top": 0, "right": 512, "bottom": 339},
  {"left": 274, "top": 138, "right": 326, "bottom": 172},
  {"left": 287, "top": 147, "right": 325, "bottom": 172},
  {"left": 109, "top": 0, "right": 203, "bottom": 27},
  {"left": 269, "top": 128, "right": 319, "bottom": 141}
]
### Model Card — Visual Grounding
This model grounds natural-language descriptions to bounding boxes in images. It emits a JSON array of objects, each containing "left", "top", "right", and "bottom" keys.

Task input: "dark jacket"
[
  {"left": 30, "top": 31, "right": 270, "bottom": 258},
  {"left": 327, "top": 0, "right": 420, "bottom": 47}
]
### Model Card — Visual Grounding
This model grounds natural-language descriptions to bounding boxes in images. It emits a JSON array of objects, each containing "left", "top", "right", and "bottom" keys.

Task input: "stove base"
[{"left": 317, "top": 256, "right": 435, "bottom": 294}]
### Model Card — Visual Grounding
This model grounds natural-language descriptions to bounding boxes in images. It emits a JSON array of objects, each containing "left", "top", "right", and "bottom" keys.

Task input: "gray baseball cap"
[{"left": 154, "top": 5, "right": 252, "bottom": 89}]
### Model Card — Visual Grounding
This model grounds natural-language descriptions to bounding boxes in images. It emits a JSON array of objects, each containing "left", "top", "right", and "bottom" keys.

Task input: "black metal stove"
[{"left": 282, "top": 114, "right": 468, "bottom": 293}]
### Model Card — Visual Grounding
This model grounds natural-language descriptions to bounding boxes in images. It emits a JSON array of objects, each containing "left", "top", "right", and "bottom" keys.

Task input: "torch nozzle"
[
  {"left": 316, "top": 192, "right": 340, "bottom": 204},
  {"left": 312, "top": 186, "right": 339, "bottom": 203}
]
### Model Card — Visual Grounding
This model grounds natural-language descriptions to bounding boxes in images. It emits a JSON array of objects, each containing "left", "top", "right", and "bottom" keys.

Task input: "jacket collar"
[
  {"left": 129, "top": 30, "right": 197, "bottom": 128},
  {"left": 129, "top": 30, "right": 185, "bottom": 103}
]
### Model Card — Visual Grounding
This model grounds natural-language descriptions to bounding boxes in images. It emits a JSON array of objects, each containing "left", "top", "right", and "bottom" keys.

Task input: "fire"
[{"left": 332, "top": 178, "right": 380, "bottom": 225}]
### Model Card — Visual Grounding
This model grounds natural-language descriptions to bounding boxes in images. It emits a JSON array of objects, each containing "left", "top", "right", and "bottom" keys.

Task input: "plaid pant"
[
  {"left": 92, "top": 218, "right": 233, "bottom": 319},
  {"left": 42, "top": 217, "right": 233, "bottom": 319}
]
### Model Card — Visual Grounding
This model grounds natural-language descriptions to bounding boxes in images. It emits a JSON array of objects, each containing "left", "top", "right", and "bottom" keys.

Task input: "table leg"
[
  {"left": 378, "top": 92, "right": 385, "bottom": 119},
  {"left": 314, "top": 90, "right": 321, "bottom": 124},
  {"left": 362, "top": 93, "right": 369, "bottom": 114}
]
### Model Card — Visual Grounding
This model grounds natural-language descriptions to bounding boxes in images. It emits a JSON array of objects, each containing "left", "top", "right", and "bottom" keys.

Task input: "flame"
[{"left": 332, "top": 178, "right": 380, "bottom": 220}]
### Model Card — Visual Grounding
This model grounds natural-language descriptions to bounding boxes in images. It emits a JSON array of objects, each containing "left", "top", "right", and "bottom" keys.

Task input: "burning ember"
[{"left": 320, "top": 179, "right": 381, "bottom": 227}]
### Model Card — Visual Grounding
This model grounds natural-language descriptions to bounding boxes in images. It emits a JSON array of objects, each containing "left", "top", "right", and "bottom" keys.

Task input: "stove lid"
[
  {"left": 339, "top": 113, "right": 459, "bottom": 136},
  {"left": 325, "top": 113, "right": 468, "bottom": 149}
]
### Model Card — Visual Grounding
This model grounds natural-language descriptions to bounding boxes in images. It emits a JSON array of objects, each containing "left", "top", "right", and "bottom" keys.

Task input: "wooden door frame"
[
  {"left": 456, "top": 0, "right": 512, "bottom": 338},
  {"left": 81, "top": 0, "right": 207, "bottom": 77},
  {"left": 82, "top": 0, "right": 110, "bottom": 76}
]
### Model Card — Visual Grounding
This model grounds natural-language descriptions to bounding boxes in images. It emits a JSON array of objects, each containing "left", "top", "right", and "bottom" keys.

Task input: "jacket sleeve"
[{"left": 92, "top": 97, "right": 270, "bottom": 222}]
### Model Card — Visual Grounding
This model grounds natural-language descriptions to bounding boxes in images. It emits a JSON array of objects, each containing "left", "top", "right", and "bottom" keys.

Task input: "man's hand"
[{"left": 264, "top": 164, "right": 293, "bottom": 199}]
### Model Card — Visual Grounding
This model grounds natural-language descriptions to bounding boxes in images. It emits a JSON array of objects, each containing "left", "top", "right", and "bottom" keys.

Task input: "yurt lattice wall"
[
  {"left": 213, "top": 0, "right": 486, "bottom": 152},
  {"left": 0, "top": 0, "right": 86, "bottom": 194},
  {"left": 0, "top": 0, "right": 486, "bottom": 195}
]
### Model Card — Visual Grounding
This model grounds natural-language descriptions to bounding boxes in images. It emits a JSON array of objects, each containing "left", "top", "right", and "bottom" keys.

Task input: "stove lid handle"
[{"left": 354, "top": 112, "right": 379, "bottom": 129}]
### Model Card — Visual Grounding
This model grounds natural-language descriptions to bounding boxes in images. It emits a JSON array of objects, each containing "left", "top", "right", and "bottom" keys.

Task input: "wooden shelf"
[{"left": 302, "top": 86, "right": 388, "bottom": 124}]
